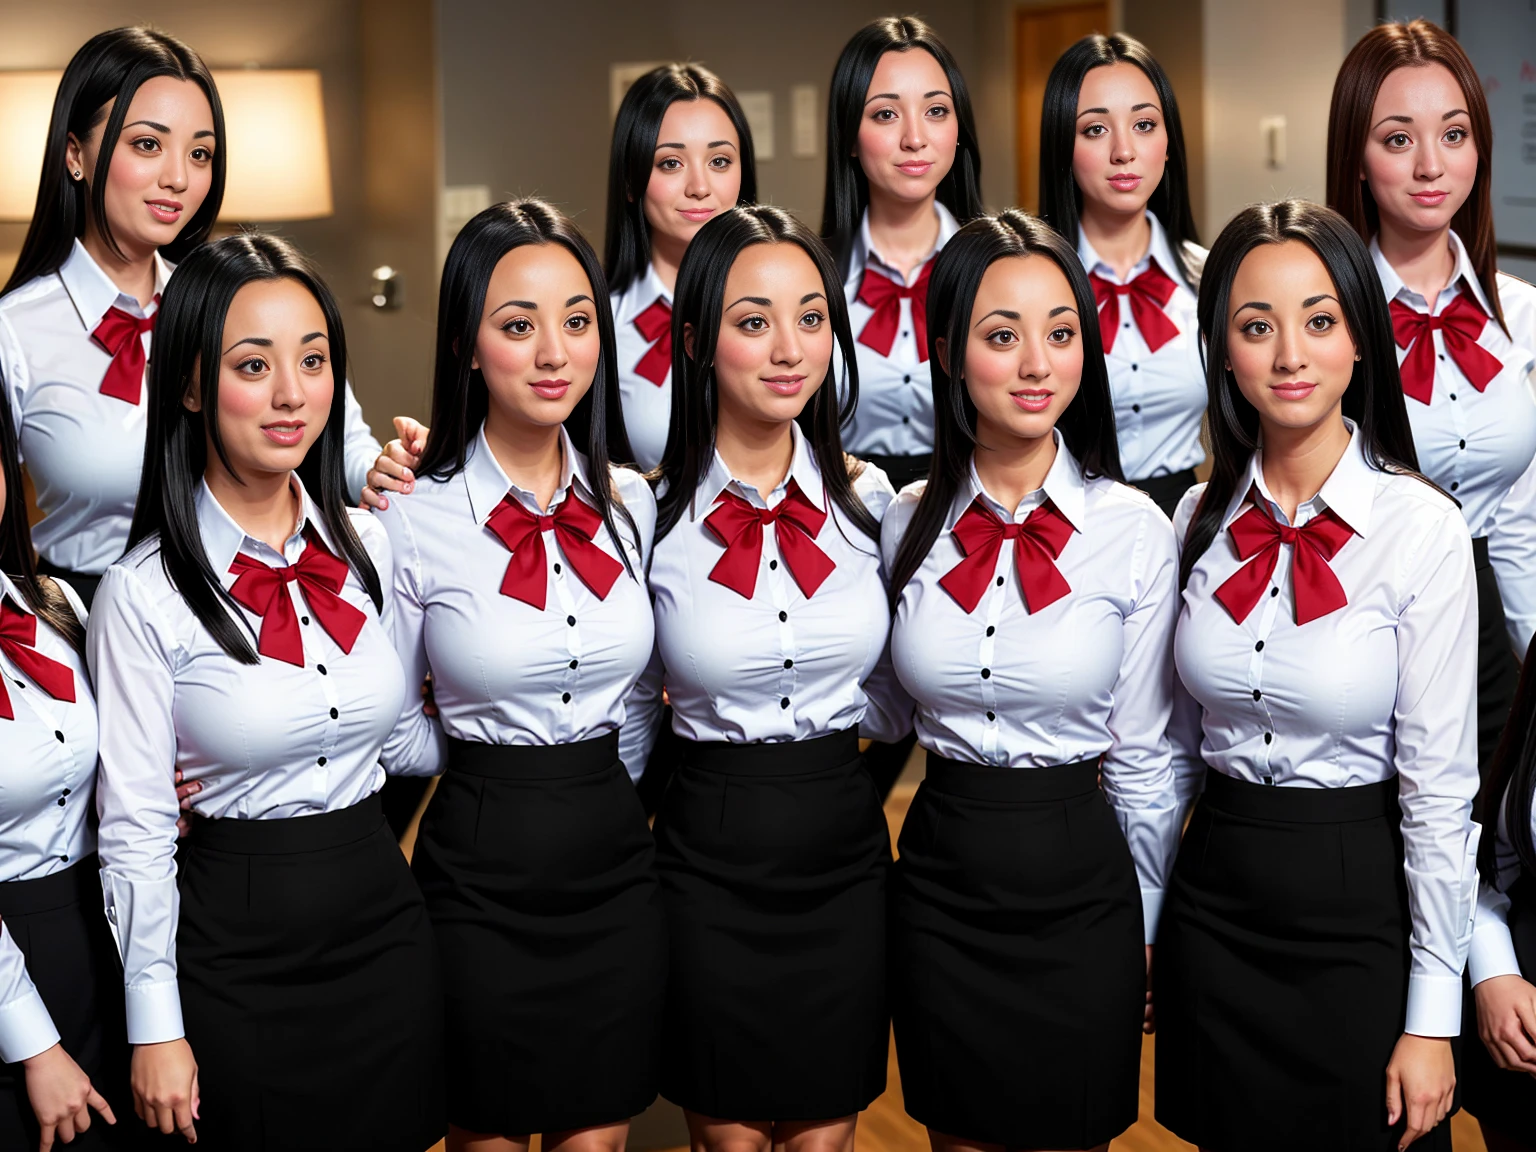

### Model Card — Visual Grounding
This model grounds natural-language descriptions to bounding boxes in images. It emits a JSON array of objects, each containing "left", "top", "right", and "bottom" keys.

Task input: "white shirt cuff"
[
  {"left": 0, "top": 988, "right": 61, "bottom": 1063},
  {"left": 1469, "top": 922, "right": 1524, "bottom": 987},
  {"left": 1141, "top": 886, "right": 1163, "bottom": 945},
  {"left": 124, "top": 980, "right": 184, "bottom": 1045},
  {"left": 1404, "top": 974, "right": 1464, "bottom": 1037}
]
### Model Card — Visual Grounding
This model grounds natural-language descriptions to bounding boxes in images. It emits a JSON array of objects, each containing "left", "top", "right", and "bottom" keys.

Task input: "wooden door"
[{"left": 1015, "top": 2, "right": 1111, "bottom": 213}]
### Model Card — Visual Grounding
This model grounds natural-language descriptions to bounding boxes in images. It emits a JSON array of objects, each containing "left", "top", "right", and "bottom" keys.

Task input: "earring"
[{"left": 72, "top": 170, "right": 82, "bottom": 180}]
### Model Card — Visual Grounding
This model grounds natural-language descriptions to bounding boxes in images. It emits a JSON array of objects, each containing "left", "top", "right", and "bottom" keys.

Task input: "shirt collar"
[
  {"left": 962, "top": 429, "right": 1087, "bottom": 532},
  {"left": 847, "top": 200, "right": 961, "bottom": 289},
  {"left": 1076, "top": 211, "right": 1179, "bottom": 285},
  {"left": 0, "top": 571, "right": 29, "bottom": 614},
  {"left": 1368, "top": 229, "right": 1493, "bottom": 317},
  {"left": 614, "top": 261, "right": 672, "bottom": 325},
  {"left": 692, "top": 421, "right": 826, "bottom": 521},
  {"left": 195, "top": 474, "right": 331, "bottom": 579},
  {"left": 463, "top": 424, "right": 586, "bottom": 525},
  {"left": 1226, "top": 419, "right": 1375, "bottom": 537},
  {"left": 57, "top": 238, "right": 171, "bottom": 332}
]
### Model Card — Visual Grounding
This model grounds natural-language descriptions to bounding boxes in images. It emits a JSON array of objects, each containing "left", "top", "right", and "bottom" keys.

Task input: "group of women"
[{"left": 0, "top": 13, "right": 1533, "bottom": 1152}]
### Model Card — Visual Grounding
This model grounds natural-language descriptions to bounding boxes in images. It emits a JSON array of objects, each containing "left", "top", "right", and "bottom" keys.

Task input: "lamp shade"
[
  {"left": 0, "top": 72, "right": 59, "bottom": 221},
  {"left": 212, "top": 69, "right": 333, "bottom": 221}
]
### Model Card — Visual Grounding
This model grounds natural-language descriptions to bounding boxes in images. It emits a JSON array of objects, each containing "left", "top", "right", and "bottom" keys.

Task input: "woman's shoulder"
[{"left": 848, "top": 455, "right": 897, "bottom": 520}]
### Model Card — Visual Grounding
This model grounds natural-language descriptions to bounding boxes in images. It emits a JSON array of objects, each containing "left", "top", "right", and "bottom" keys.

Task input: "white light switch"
[
  {"left": 1260, "top": 116, "right": 1286, "bottom": 169},
  {"left": 792, "top": 85, "right": 818, "bottom": 158},
  {"left": 738, "top": 91, "right": 775, "bottom": 161}
]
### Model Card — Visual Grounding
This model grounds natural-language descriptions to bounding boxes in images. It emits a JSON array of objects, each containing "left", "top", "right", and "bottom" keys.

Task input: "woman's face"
[
  {"left": 1225, "top": 240, "right": 1358, "bottom": 435},
  {"left": 68, "top": 76, "right": 217, "bottom": 258},
  {"left": 186, "top": 277, "right": 335, "bottom": 483},
  {"left": 855, "top": 48, "right": 959, "bottom": 209},
  {"left": 953, "top": 253, "right": 1083, "bottom": 452},
  {"left": 642, "top": 99, "right": 742, "bottom": 255},
  {"left": 1360, "top": 62, "right": 1477, "bottom": 239},
  {"left": 473, "top": 243, "right": 598, "bottom": 433},
  {"left": 1072, "top": 62, "right": 1168, "bottom": 222},
  {"left": 695, "top": 242, "right": 833, "bottom": 433}
]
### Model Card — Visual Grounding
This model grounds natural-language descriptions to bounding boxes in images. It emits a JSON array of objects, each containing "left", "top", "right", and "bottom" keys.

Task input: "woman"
[
  {"left": 646, "top": 205, "right": 908, "bottom": 1152},
  {"left": 87, "top": 233, "right": 444, "bottom": 1150},
  {"left": 882, "top": 209, "right": 1180, "bottom": 1151},
  {"left": 1327, "top": 19, "right": 1536, "bottom": 775},
  {"left": 0, "top": 27, "right": 380, "bottom": 608},
  {"left": 1155, "top": 200, "right": 1480, "bottom": 1151},
  {"left": 1039, "top": 33, "right": 1206, "bottom": 517},
  {"left": 376, "top": 199, "right": 665, "bottom": 1152}
]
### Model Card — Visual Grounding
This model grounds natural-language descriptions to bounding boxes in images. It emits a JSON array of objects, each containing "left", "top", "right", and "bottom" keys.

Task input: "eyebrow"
[
  {"left": 1234, "top": 301, "right": 1271, "bottom": 312},
  {"left": 800, "top": 292, "right": 825, "bottom": 304},
  {"left": 221, "top": 332, "right": 329, "bottom": 354},
  {"left": 1371, "top": 108, "right": 1469, "bottom": 130},
  {"left": 565, "top": 294, "right": 592, "bottom": 307},
  {"left": 1050, "top": 305, "right": 1078, "bottom": 317},
  {"left": 490, "top": 299, "right": 538, "bottom": 315},
  {"left": 863, "top": 89, "right": 952, "bottom": 106},
  {"left": 655, "top": 140, "right": 736, "bottom": 151},
  {"left": 726, "top": 295, "right": 772, "bottom": 308},
  {"left": 1303, "top": 293, "right": 1338, "bottom": 307},
  {"left": 124, "top": 118, "right": 217, "bottom": 139}
]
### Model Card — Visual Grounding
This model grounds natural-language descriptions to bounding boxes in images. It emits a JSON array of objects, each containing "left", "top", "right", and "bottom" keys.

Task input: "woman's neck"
[
  {"left": 80, "top": 218, "right": 159, "bottom": 309},
  {"left": 483, "top": 410, "right": 565, "bottom": 512},
  {"left": 649, "top": 232, "right": 687, "bottom": 297},
  {"left": 714, "top": 409, "right": 795, "bottom": 498},
  {"left": 1079, "top": 202, "right": 1152, "bottom": 281},
  {"left": 866, "top": 189, "right": 940, "bottom": 280},
  {"left": 1257, "top": 411, "right": 1352, "bottom": 523},
  {"left": 1376, "top": 218, "right": 1456, "bottom": 305},
  {"left": 204, "top": 461, "right": 301, "bottom": 555},
  {"left": 972, "top": 418, "right": 1058, "bottom": 514}
]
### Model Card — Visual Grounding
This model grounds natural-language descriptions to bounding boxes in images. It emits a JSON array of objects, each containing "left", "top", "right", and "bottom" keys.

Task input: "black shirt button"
[
  {"left": 778, "top": 610, "right": 787, "bottom": 622},
  {"left": 769, "top": 559, "right": 778, "bottom": 570},
  {"left": 995, "top": 575, "right": 1004, "bottom": 586},
  {"left": 1264, "top": 732, "right": 1273, "bottom": 744},
  {"left": 301, "top": 616, "right": 310, "bottom": 626},
  {"left": 1252, "top": 689, "right": 1262, "bottom": 700},
  {"left": 902, "top": 416, "right": 910, "bottom": 424},
  {"left": 1131, "top": 363, "right": 1139, "bottom": 371},
  {"left": 54, "top": 730, "right": 64, "bottom": 743},
  {"left": 780, "top": 697, "right": 790, "bottom": 709},
  {"left": 903, "top": 375, "right": 912, "bottom": 384},
  {"left": 1458, "top": 439, "right": 1466, "bottom": 449},
  {"left": 1123, "top": 321, "right": 1131, "bottom": 329},
  {"left": 57, "top": 798, "right": 65, "bottom": 807},
  {"left": 1131, "top": 403, "right": 1141, "bottom": 413},
  {"left": 60, "top": 855, "right": 68, "bottom": 862},
  {"left": 317, "top": 664, "right": 327, "bottom": 675},
  {"left": 1270, "top": 587, "right": 1279, "bottom": 598},
  {"left": 12, "top": 679, "right": 22, "bottom": 688},
  {"left": 901, "top": 330, "right": 909, "bottom": 338},
  {"left": 783, "top": 658, "right": 793, "bottom": 668},
  {"left": 553, "top": 562, "right": 562, "bottom": 574},
  {"left": 1439, "top": 353, "right": 1446, "bottom": 361},
  {"left": 981, "top": 668, "right": 992, "bottom": 679},
  {"left": 1451, "top": 481, "right": 1460, "bottom": 491},
  {"left": 569, "top": 659, "right": 579, "bottom": 669},
  {"left": 329, "top": 707, "right": 339, "bottom": 719},
  {"left": 1450, "top": 393, "right": 1458, "bottom": 401},
  {"left": 62, "top": 789, "right": 70, "bottom": 796},
  {"left": 985, "top": 625, "right": 995, "bottom": 636},
  {"left": 1254, "top": 641, "right": 1264, "bottom": 652},
  {"left": 561, "top": 692, "right": 572, "bottom": 703},
  {"left": 317, "top": 756, "right": 327, "bottom": 766},
  {"left": 566, "top": 615, "right": 576, "bottom": 626},
  {"left": 986, "top": 711, "right": 996, "bottom": 721}
]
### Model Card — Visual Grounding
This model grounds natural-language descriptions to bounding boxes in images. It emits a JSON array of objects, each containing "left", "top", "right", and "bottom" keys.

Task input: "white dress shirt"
[
  {"left": 1170, "top": 425, "right": 1482, "bottom": 1036},
  {"left": 0, "top": 240, "right": 383, "bottom": 574},
  {"left": 1468, "top": 791, "right": 1534, "bottom": 987},
  {"left": 610, "top": 262, "right": 674, "bottom": 472},
  {"left": 839, "top": 203, "right": 960, "bottom": 458},
  {"left": 647, "top": 423, "right": 910, "bottom": 745},
  {"left": 0, "top": 574, "right": 94, "bottom": 1063},
  {"left": 378, "top": 425, "right": 661, "bottom": 781},
  {"left": 88, "top": 478, "right": 425, "bottom": 1045},
  {"left": 1371, "top": 232, "right": 1536, "bottom": 655},
  {"left": 882, "top": 438, "right": 1182, "bottom": 941},
  {"left": 1076, "top": 213, "right": 1208, "bottom": 481}
]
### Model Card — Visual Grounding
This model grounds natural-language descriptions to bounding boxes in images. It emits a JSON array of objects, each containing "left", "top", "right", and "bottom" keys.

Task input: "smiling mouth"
[
  {"left": 530, "top": 379, "right": 571, "bottom": 399},
  {"left": 261, "top": 422, "right": 306, "bottom": 445},
  {"left": 763, "top": 375, "right": 806, "bottom": 395},
  {"left": 146, "top": 200, "right": 184, "bottom": 222},
  {"left": 678, "top": 207, "right": 716, "bottom": 221},
  {"left": 1010, "top": 390, "right": 1054, "bottom": 411},
  {"left": 1409, "top": 190, "right": 1450, "bottom": 204}
]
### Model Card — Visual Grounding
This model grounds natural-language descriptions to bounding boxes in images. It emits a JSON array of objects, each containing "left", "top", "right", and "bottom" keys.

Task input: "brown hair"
[{"left": 1326, "top": 19, "right": 1504, "bottom": 332}]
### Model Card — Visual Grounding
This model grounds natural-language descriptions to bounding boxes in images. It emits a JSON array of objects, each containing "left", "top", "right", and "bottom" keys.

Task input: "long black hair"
[
  {"left": 819, "top": 16, "right": 984, "bottom": 276},
  {"left": 655, "top": 204, "right": 879, "bottom": 544},
  {"left": 887, "top": 209, "right": 1124, "bottom": 603},
  {"left": 416, "top": 198, "right": 639, "bottom": 576},
  {"left": 2, "top": 26, "right": 224, "bottom": 299},
  {"left": 1482, "top": 635, "right": 1536, "bottom": 880},
  {"left": 603, "top": 64, "right": 758, "bottom": 298},
  {"left": 0, "top": 395, "right": 83, "bottom": 651},
  {"left": 127, "top": 233, "right": 379, "bottom": 664},
  {"left": 1038, "top": 33, "right": 1200, "bottom": 287},
  {"left": 1179, "top": 200, "right": 1419, "bottom": 590}
]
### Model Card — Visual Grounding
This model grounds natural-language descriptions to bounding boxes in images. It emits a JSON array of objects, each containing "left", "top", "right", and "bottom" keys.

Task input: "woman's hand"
[
  {"left": 1384, "top": 1033, "right": 1455, "bottom": 1150},
  {"left": 1143, "top": 944, "right": 1155, "bottom": 1033},
  {"left": 359, "top": 416, "right": 429, "bottom": 511},
  {"left": 174, "top": 769, "right": 201, "bottom": 839},
  {"left": 1474, "top": 973, "right": 1536, "bottom": 1074},
  {"left": 22, "top": 1042, "right": 116, "bottom": 1152},
  {"left": 131, "top": 1039, "right": 198, "bottom": 1143}
]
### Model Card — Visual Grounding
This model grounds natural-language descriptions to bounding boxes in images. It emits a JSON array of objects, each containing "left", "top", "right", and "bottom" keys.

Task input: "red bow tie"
[
  {"left": 0, "top": 597, "right": 77, "bottom": 721},
  {"left": 485, "top": 490, "right": 623, "bottom": 610},
  {"left": 633, "top": 297, "right": 672, "bottom": 386},
  {"left": 91, "top": 300, "right": 159, "bottom": 405},
  {"left": 1389, "top": 294, "right": 1503, "bottom": 405},
  {"left": 227, "top": 528, "right": 368, "bottom": 667},
  {"left": 1090, "top": 264, "right": 1179, "bottom": 355},
  {"left": 704, "top": 480, "right": 835, "bottom": 600},
  {"left": 1213, "top": 495, "right": 1355, "bottom": 626},
  {"left": 939, "top": 497, "right": 1074, "bottom": 615},
  {"left": 855, "top": 261, "right": 933, "bottom": 361}
]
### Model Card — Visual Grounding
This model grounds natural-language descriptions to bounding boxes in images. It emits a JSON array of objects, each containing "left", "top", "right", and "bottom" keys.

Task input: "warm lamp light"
[
  {"left": 213, "top": 69, "right": 333, "bottom": 221},
  {"left": 0, "top": 72, "right": 60, "bottom": 221}
]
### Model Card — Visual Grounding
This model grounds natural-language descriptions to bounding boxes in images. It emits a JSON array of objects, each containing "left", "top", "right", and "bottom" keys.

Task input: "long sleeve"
[
  {"left": 1167, "top": 485, "right": 1209, "bottom": 808},
  {"left": 859, "top": 483, "right": 913, "bottom": 745},
  {"left": 0, "top": 922, "right": 59, "bottom": 1063},
  {"left": 1487, "top": 444, "right": 1536, "bottom": 659},
  {"left": 1393, "top": 507, "right": 1483, "bottom": 1037},
  {"left": 342, "top": 381, "right": 384, "bottom": 505},
  {"left": 376, "top": 504, "right": 448, "bottom": 777},
  {"left": 87, "top": 564, "right": 186, "bottom": 1045}
]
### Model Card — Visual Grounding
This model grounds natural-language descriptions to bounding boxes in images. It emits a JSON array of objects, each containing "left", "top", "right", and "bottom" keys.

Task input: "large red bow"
[
  {"left": 91, "top": 301, "right": 159, "bottom": 405},
  {"left": 227, "top": 528, "right": 367, "bottom": 667},
  {"left": 1213, "top": 497, "right": 1355, "bottom": 626},
  {"left": 1390, "top": 294, "right": 1503, "bottom": 405},
  {"left": 704, "top": 480, "right": 834, "bottom": 600},
  {"left": 485, "top": 490, "right": 623, "bottom": 610},
  {"left": 0, "top": 597, "right": 76, "bottom": 721},
  {"left": 855, "top": 261, "right": 933, "bottom": 362},
  {"left": 633, "top": 297, "right": 672, "bottom": 386},
  {"left": 939, "top": 498, "right": 1074, "bottom": 614},
  {"left": 1090, "top": 263, "right": 1179, "bottom": 355}
]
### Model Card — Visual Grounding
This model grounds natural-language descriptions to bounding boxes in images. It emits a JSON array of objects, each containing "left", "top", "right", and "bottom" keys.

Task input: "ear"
[
  {"left": 934, "top": 336, "right": 950, "bottom": 377},
  {"left": 182, "top": 362, "right": 203, "bottom": 414},
  {"left": 683, "top": 322, "right": 697, "bottom": 361},
  {"left": 64, "top": 133, "right": 85, "bottom": 183}
]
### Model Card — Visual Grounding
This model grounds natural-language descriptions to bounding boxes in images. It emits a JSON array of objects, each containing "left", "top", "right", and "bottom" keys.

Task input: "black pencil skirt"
[
  {"left": 1155, "top": 769, "right": 1456, "bottom": 1152},
  {"left": 411, "top": 732, "right": 666, "bottom": 1136},
  {"left": 1474, "top": 536, "right": 1521, "bottom": 786},
  {"left": 1462, "top": 876, "right": 1536, "bottom": 1140},
  {"left": 177, "top": 794, "right": 445, "bottom": 1152},
  {"left": 0, "top": 858, "right": 135, "bottom": 1150},
  {"left": 653, "top": 728, "right": 890, "bottom": 1121},
  {"left": 890, "top": 757, "right": 1144, "bottom": 1149}
]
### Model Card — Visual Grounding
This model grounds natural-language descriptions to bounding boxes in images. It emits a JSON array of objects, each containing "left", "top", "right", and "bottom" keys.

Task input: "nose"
[
  {"left": 1110, "top": 126, "right": 1136, "bottom": 165},
  {"left": 160, "top": 145, "right": 190, "bottom": 193},
  {"left": 1273, "top": 324, "right": 1308, "bottom": 375},
  {"left": 685, "top": 160, "right": 711, "bottom": 200},
  {"left": 1016, "top": 335, "right": 1052, "bottom": 382},
  {"left": 1413, "top": 136, "right": 1446, "bottom": 183},
  {"left": 271, "top": 361, "right": 306, "bottom": 410},
  {"left": 536, "top": 325, "right": 571, "bottom": 372},
  {"left": 770, "top": 321, "right": 805, "bottom": 368},
  {"left": 901, "top": 109, "right": 928, "bottom": 153}
]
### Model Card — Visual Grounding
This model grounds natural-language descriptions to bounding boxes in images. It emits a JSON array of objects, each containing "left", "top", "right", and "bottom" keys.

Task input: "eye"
[
  {"left": 799, "top": 311, "right": 825, "bottom": 329},
  {"left": 926, "top": 104, "right": 950, "bottom": 119},
  {"left": 1047, "top": 325, "right": 1076, "bottom": 345},
  {"left": 1134, "top": 118, "right": 1157, "bottom": 133},
  {"left": 301, "top": 353, "right": 327, "bottom": 370},
  {"left": 872, "top": 107, "right": 897, "bottom": 122},
  {"left": 657, "top": 157, "right": 682, "bottom": 171},
  {"left": 1306, "top": 312, "right": 1338, "bottom": 332},
  {"left": 235, "top": 356, "right": 268, "bottom": 376},
  {"left": 1081, "top": 123, "right": 1106, "bottom": 138},
  {"left": 1385, "top": 131, "right": 1412, "bottom": 149},
  {"left": 1443, "top": 126, "right": 1469, "bottom": 144},
  {"left": 131, "top": 136, "right": 161, "bottom": 154},
  {"left": 1240, "top": 318, "right": 1272, "bottom": 337},
  {"left": 985, "top": 327, "right": 1018, "bottom": 346},
  {"left": 565, "top": 314, "right": 590, "bottom": 332},
  {"left": 502, "top": 317, "right": 533, "bottom": 335},
  {"left": 191, "top": 146, "right": 213, "bottom": 162},
  {"left": 710, "top": 155, "right": 733, "bottom": 169},
  {"left": 738, "top": 315, "right": 768, "bottom": 333}
]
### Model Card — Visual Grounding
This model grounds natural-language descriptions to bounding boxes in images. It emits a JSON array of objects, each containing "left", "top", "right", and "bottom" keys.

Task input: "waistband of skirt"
[
  {"left": 923, "top": 756, "right": 1101, "bottom": 802},
  {"left": 189, "top": 793, "right": 386, "bottom": 855},
  {"left": 1199, "top": 766, "right": 1399, "bottom": 824},
  {"left": 0, "top": 855, "right": 100, "bottom": 917},
  {"left": 1473, "top": 535, "right": 1490, "bottom": 571},
  {"left": 682, "top": 728, "right": 862, "bottom": 775},
  {"left": 446, "top": 731, "right": 620, "bottom": 779}
]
